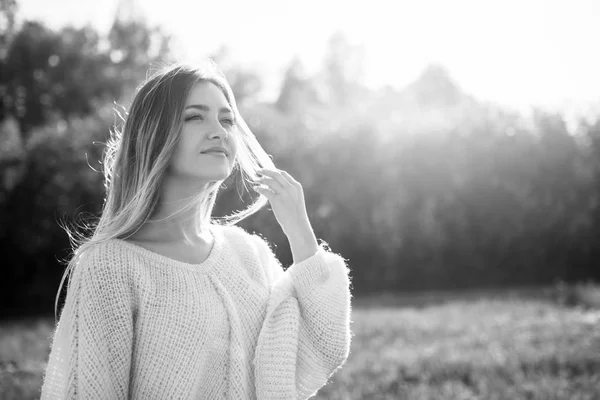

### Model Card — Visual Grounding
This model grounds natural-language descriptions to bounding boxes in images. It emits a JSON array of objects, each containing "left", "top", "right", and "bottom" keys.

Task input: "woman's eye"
[
  {"left": 185, "top": 114, "right": 203, "bottom": 122},
  {"left": 221, "top": 118, "right": 234, "bottom": 126}
]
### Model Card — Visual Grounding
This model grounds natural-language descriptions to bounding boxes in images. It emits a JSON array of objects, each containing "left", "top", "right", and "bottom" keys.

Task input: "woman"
[{"left": 40, "top": 60, "right": 352, "bottom": 400}]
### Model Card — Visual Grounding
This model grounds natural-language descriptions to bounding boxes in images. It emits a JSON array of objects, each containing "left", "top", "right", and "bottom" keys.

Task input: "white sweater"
[{"left": 40, "top": 223, "right": 352, "bottom": 399}]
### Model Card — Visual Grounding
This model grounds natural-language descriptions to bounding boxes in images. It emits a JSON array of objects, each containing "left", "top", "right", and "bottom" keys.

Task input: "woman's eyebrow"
[{"left": 185, "top": 104, "right": 233, "bottom": 114}]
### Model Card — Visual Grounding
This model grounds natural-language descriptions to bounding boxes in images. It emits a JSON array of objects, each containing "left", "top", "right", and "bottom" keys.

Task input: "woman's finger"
[
  {"left": 257, "top": 168, "right": 291, "bottom": 194},
  {"left": 278, "top": 170, "right": 300, "bottom": 188},
  {"left": 253, "top": 183, "right": 277, "bottom": 198},
  {"left": 256, "top": 176, "right": 285, "bottom": 195}
]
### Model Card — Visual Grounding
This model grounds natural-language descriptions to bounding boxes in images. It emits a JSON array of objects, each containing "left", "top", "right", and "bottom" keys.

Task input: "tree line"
[{"left": 1, "top": 0, "right": 599, "bottom": 317}]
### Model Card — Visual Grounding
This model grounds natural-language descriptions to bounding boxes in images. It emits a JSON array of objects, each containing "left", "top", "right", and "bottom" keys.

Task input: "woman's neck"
[{"left": 134, "top": 175, "right": 213, "bottom": 243}]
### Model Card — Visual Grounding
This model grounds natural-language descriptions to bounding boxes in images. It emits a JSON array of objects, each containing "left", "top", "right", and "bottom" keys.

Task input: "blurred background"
[{"left": 1, "top": 0, "right": 600, "bottom": 398}]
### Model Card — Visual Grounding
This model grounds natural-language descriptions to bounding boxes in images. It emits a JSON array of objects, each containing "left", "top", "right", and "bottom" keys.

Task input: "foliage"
[
  {"left": 1, "top": 2, "right": 600, "bottom": 316},
  {"left": 0, "top": 4, "right": 173, "bottom": 316},
  {"left": 1, "top": 16, "right": 172, "bottom": 136}
]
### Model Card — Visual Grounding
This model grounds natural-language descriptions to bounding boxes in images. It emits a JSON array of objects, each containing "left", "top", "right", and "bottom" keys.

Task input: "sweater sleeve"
[
  {"left": 251, "top": 235, "right": 352, "bottom": 400},
  {"left": 40, "top": 243, "right": 134, "bottom": 400}
]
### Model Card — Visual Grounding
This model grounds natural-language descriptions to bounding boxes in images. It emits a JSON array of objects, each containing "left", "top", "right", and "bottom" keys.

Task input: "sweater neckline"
[{"left": 111, "top": 223, "right": 225, "bottom": 273}]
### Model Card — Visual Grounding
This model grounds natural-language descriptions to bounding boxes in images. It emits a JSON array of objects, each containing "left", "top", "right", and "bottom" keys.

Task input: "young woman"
[{"left": 40, "top": 61, "right": 352, "bottom": 400}]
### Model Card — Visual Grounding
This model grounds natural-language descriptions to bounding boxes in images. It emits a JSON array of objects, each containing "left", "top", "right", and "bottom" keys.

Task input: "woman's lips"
[{"left": 203, "top": 151, "right": 227, "bottom": 157}]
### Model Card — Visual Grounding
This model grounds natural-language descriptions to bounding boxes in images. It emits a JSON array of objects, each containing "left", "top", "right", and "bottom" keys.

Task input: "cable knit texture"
[{"left": 40, "top": 223, "right": 352, "bottom": 399}]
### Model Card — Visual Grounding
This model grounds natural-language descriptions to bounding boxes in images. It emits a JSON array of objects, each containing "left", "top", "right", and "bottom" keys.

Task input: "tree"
[
  {"left": 1, "top": 0, "right": 173, "bottom": 137},
  {"left": 210, "top": 45, "right": 262, "bottom": 107},
  {"left": 275, "top": 56, "right": 319, "bottom": 114},
  {"left": 320, "top": 31, "right": 366, "bottom": 107}
]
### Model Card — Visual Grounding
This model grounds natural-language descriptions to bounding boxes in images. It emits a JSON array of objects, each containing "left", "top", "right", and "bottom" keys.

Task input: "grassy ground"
[
  {"left": 1, "top": 287, "right": 599, "bottom": 399},
  {"left": 317, "top": 298, "right": 600, "bottom": 400}
]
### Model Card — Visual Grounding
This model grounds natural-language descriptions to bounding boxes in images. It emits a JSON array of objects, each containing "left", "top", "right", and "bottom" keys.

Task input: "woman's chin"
[{"left": 199, "top": 169, "right": 231, "bottom": 182}]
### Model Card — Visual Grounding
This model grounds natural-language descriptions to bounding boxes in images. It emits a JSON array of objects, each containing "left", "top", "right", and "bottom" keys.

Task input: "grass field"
[{"left": 1, "top": 287, "right": 599, "bottom": 399}]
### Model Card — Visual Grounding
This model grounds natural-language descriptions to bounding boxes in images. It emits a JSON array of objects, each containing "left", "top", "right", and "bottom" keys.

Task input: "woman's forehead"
[{"left": 185, "top": 81, "right": 229, "bottom": 108}]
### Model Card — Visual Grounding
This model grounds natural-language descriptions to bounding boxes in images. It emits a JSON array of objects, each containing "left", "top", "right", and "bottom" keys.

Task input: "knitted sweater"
[{"left": 39, "top": 223, "right": 352, "bottom": 400}]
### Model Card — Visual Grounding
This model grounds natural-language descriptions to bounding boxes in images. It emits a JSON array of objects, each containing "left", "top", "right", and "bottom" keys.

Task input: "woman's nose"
[{"left": 209, "top": 124, "right": 229, "bottom": 141}]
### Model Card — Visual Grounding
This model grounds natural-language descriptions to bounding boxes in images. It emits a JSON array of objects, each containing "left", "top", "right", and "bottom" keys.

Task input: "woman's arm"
[
  {"left": 40, "top": 243, "right": 134, "bottom": 400},
  {"left": 252, "top": 234, "right": 352, "bottom": 400}
]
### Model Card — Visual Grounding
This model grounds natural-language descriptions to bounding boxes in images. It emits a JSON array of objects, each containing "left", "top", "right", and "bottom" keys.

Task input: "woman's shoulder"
[
  {"left": 58, "top": 240, "right": 135, "bottom": 301},
  {"left": 75, "top": 239, "right": 118, "bottom": 264},
  {"left": 72, "top": 238, "right": 137, "bottom": 279},
  {"left": 218, "top": 224, "right": 280, "bottom": 284},
  {"left": 218, "top": 224, "right": 276, "bottom": 261},
  {"left": 220, "top": 224, "right": 270, "bottom": 247}
]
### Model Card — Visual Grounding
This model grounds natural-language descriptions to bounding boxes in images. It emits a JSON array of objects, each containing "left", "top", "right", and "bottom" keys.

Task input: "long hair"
[{"left": 55, "top": 60, "right": 275, "bottom": 320}]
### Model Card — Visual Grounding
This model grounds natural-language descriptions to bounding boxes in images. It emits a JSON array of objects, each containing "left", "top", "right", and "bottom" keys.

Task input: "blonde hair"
[{"left": 55, "top": 60, "right": 275, "bottom": 320}]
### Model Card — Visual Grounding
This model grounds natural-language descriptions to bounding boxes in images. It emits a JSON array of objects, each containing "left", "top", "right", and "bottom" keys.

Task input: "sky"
[{"left": 15, "top": 0, "right": 600, "bottom": 118}]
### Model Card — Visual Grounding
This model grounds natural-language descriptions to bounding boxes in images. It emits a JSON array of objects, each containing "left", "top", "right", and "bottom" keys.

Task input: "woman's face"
[{"left": 169, "top": 80, "right": 238, "bottom": 183}]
